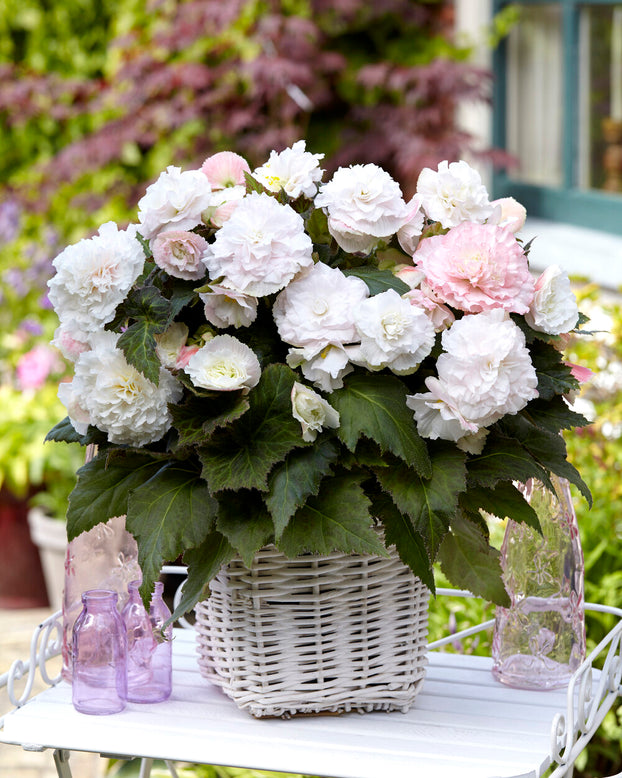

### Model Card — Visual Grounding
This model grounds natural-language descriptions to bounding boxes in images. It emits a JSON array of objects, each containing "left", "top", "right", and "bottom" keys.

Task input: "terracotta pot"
[{"left": 0, "top": 488, "right": 48, "bottom": 609}]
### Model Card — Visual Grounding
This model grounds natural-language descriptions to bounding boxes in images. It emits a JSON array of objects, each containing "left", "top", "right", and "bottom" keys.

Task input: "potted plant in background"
[{"left": 45, "top": 144, "right": 592, "bottom": 714}]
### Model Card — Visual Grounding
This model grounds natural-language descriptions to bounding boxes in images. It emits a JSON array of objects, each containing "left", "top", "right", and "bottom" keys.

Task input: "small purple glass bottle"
[
  {"left": 71, "top": 589, "right": 127, "bottom": 715},
  {"left": 122, "top": 580, "right": 172, "bottom": 703}
]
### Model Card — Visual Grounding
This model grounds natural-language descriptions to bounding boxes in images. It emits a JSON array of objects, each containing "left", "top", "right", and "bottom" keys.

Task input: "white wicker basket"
[{"left": 195, "top": 541, "right": 430, "bottom": 718}]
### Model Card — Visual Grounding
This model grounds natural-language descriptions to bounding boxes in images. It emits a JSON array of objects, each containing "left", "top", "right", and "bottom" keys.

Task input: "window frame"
[{"left": 492, "top": 0, "right": 622, "bottom": 235}]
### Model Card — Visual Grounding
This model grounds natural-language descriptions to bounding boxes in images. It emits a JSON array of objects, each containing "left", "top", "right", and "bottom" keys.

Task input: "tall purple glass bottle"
[
  {"left": 72, "top": 589, "right": 127, "bottom": 715},
  {"left": 492, "top": 475, "right": 586, "bottom": 690},
  {"left": 123, "top": 580, "right": 172, "bottom": 703}
]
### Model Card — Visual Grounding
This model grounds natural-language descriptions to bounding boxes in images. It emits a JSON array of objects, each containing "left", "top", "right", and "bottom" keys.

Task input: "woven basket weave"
[{"left": 195, "top": 542, "right": 429, "bottom": 718}]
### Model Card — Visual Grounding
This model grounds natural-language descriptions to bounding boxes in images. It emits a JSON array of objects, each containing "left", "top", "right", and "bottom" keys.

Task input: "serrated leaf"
[
  {"left": 266, "top": 438, "right": 340, "bottom": 539},
  {"left": 198, "top": 363, "right": 307, "bottom": 492},
  {"left": 67, "top": 453, "right": 164, "bottom": 541},
  {"left": 117, "top": 286, "right": 172, "bottom": 385},
  {"left": 372, "top": 492, "right": 435, "bottom": 592},
  {"left": 331, "top": 372, "right": 431, "bottom": 476},
  {"left": 438, "top": 512, "right": 509, "bottom": 607},
  {"left": 168, "top": 532, "right": 235, "bottom": 623},
  {"left": 45, "top": 417, "right": 107, "bottom": 447},
  {"left": 522, "top": 396, "right": 591, "bottom": 434},
  {"left": 467, "top": 438, "right": 551, "bottom": 491},
  {"left": 244, "top": 171, "right": 270, "bottom": 195},
  {"left": 460, "top": 482, "right": 541, "bottom": 533},
  {"left": 374, "top": 445, "right": 466, "bottom": 559},
  {"left": 278, "top": 474, "right": 386, "bottom": 558},
  {"left": 495, "top": 416, "right": 592, "bottom": 505},
  {"left": 170, "top": 394, "right": 250, "bottom": 449},
  {"left": 343, "top": 266, "right": 410, "bottom": 296},
  {"left": 215, "top": 490, "right": 274, "bottom": 566},
  {"left": 305, "top": 206, "right": 331, "bottom": 245},
  {"left": 127, "top": 461, "right": 218, "bottom": 603},
  {"left": 135, "top": 231, "right": 153, "bottom": 259},
  {"left": 529, "top": 340, "right": 580, "bottom": 400}
]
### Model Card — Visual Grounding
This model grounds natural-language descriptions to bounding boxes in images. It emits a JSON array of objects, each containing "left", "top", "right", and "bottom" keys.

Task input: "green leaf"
[
  {"left": 305, "top": 206, "right": 331, "bottom": 245},
  {"left": 522, "top": 396, "right": 591, "bottom": 434},
  {"left": 244, "top": 171, "right": 270, "bottom": 195},
  {"left": 330, "top": 372, "right": 431, "bottom": 476},
  {"left": 117, "top": 286, "right": 172, "bottom": 385},
  {"left": 198, "top": 363, "right": 307, "bottom": 492},
  {"left": 495, "top": 416, "right": 592, "bottom": 505},
  {"left": 45, "top": 417, "right": 107, "bottom": 447},
  {"left": 215, "top": 490, "right": 274, "bottom": 566},
  {"left": 372, "top": 492, "right": 435, "bottom": 592},
  {"left": 67, "top": 453, "right": 164, "bottom": 541},
  {"left": 170, "top": 394, "right": 250, "bottom": 450},
  {"left": 343, "top": 266, "right": 410, "bottom": 296},
  {"left": 266, "top": 438, "right": 340, "bottom": 540},
  {"left": 168, "top": 532, "right": 235, "bottom": 623},
  {"left": 374, "top": 444, "right": 466, "bottom": 559},
  {"left": 467, "top": 438, "right": 551, "bottom": 492},
  {"left": 529, "top": 340, "right": 580, "bottom": 400},
  {"left": 438, "top": 512, "right": 510, "bottom": 607},
  {"left": 127, "top": 461, "right": 219, "bottom": 603},
  {"left": 278, "top": 474, "right": 387, "bottom": 558},
  {"left": 135, "top": 231, "right": 153, "bottom": 259},
  {"left": 460, "top": 482, "right": 541, "bottom": 533}
]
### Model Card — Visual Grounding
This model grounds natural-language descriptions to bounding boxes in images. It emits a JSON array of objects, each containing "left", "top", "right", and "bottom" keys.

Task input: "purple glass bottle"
[
  {"left": 123, "top": 580, "right": 172, "bottom": 703},
  {"left": 71, "top": 589, "right": 127, "bottom": 715}
]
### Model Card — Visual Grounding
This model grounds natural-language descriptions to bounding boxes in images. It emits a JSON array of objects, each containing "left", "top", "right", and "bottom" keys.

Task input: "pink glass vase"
[
  {"left": 492, "top": 475, "right": 586, "bottom": 690},
  {"left": 71, "top": 589, "right": 127, "bottom": 715},
  {"left": 62, "top": 514, "right": 141, "bottom": 681},
  {"left": 123, "top": 580, "right": 172, "bottom": 703}
]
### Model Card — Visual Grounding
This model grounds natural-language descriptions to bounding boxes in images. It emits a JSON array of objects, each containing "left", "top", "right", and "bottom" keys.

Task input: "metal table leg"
[{"left": 53, "top": 749, "right": 73, "bottom": 778}]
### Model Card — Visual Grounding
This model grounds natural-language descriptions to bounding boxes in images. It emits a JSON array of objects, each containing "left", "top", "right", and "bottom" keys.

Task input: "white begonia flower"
[
  {"left": 286, "top": 343, "right": 354, "bottom": 393},
  {"left": 202, "top": 185, "right": 246, "bottom": 228},
  {"left": 397, "top": 194, "right": 425, "bottom": 256},
  {"left": 314, "top": 163, "right": 410, "bottom": 253},
  {"left": 155, "top": 323, "right": 191, "bottom": 369},
  {"left": 202, "top": 192, "right": 314, "bottom": 297},
  {"left": 273, "top": 262, "right": 369, "bottom": 349},
  {"left": 58, "top": 379, "right": 92, "bottom": 436},
  {"left": 185, "top": 334, "right": 261, "bottom": 393},
  {"left": 416, "top": 160, "right": 493, "bottom": 228},
  {"left": 137, "top": 165, "right": 213, "bottom": 242},
  {"left": 199, "top": 284, "right": 258, "bottom": 329},
  {"left": 48, "top": 222, "right": 145, "bottom": 334},
  {"left": 253, "top": 140, "right": 325, "bottom": 199},
  {"left": 70, "top": 331, "right": 182, "bottom": 447},
  {"left": 524, "top": 264, "right": 579, "bottom": 335},
  {"left": 407, "top": 309, "right": 538, "bottom": 442},
  {"left": 291, "top": 381, "right": 340, "bottom": 442},
  {"left": 352, "top": 289, "right": 435, "bottom": 374}
]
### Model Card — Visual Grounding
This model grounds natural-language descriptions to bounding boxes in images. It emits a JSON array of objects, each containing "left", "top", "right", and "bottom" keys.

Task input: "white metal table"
[{"left": 1, "top": 597, "right": 621, "bottom": 778}]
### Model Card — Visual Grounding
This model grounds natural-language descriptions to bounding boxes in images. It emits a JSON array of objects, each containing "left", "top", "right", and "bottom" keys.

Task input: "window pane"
[
  {"left": 579, "top": 4, "right": 622, "bottom": 192},
  {"left": 506, "top": 5, "right": 564, "bottom": 187}
]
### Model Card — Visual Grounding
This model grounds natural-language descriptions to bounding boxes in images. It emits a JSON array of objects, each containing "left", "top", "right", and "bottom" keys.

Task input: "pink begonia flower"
[
  {"left": 201, "top": 152, "right": 250, "bottom": 190},
  {"left": 16, "top": 345, "right": 60, "bottom": 390},
  {"left": 568, "top": 363, "right": 594, "bottom": 384},
  {"left": 404, "top": 287, "right": 455, "bottom": 332},
  {"left": 176, "top": 345, "right": 200, "bottom": 370},
  {"left": 414, "top": 221, "right": 535, "bottom": 314},
  {"left": 488, "top": 197, "right": 527, "bottom": 233},
  {"left": 202, "top": 185, "right": 246, "bottom": 228},
  {"left": 52, "top": 324, "right": 90, "bottom": 363},
  {"left": 152, "top": 230, "right": 209, "bottom": 281}
]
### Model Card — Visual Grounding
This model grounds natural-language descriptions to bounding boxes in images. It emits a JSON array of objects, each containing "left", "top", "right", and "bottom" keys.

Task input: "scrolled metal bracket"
[{"left": 0, "top": 609, "right": 63, "bottom": 713}]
